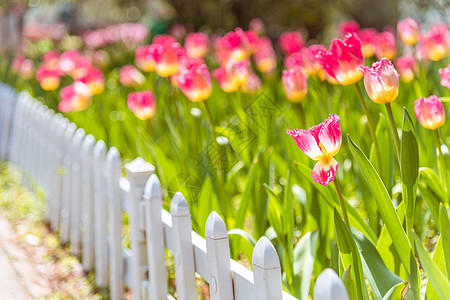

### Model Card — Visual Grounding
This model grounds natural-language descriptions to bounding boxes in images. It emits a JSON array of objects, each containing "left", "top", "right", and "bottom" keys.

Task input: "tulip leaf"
[
  {"left": 382, "top": 282, "right": 408, "bottom": 300},
  {"left": 352, "top": 228, "right": 403, "bottom": 300},
  {"left": 413, "top": 232, "right": 450, "bottom": 300},
  {"left": 333, "top": 209, "right": 368, "bottom": 300},
  {"left": 292, "top": 231, "right": 319, "bottom": 299},
  {"left": 439, "top": 204, "right": 450, "bottom": 275},
  {"left": 347, "top": 135, "right": 420, "bottom": 300},
  {"left": 342, "top": 265, "right": 358, "bottom": 300},
  {"left": 228, "top": 228, "right": 256, "bottom": 261},
  {"left": 425, "top": 235, "right": 446, "bottom": 299}
]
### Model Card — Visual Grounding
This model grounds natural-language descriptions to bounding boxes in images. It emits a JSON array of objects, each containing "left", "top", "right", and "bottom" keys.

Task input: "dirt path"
[{"left": 0, "top": 214, "right": 53, "bottom": 299}]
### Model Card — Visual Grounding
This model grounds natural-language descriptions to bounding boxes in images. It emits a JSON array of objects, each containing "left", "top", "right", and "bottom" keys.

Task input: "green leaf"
[
  {"left": 342, "top": 265, "right": 358, "bottom": 300},
  {"left": 228, "top": 229, "right": 256, "bottom": 261},
  {"left": 382, "top": 282, "right": 408, "bottom": 300},
  {"left": 352, "top": 229, "right": 403, "bottom": 300},
  {"left": 292, "top": 231, "right": 319, "bottom": 299},
  {"left": 418, "top": 168, "right": 446, "bottom": 203},
  {"left": 194, "top": 177, "right": 220, "bottom": 235},
  {"left": 348, "top": 135, "right": 420, "bottom": 300},
  {"left": 400, "top": 108, "right": 419, "bottom": 189},
  {"left": 439, "top": 204, "right": 450, "bottom": 275},
  {"left": 413, "top": 232, "right": 450, "bottom": 300},
  {"left": 334, "top": 209, "right": 367, "bottom": 300},
  {"left": 425, "top": 235, "right": 446, "bottom": 299}
]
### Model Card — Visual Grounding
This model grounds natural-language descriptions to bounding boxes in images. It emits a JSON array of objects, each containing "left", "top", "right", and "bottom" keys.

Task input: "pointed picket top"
[
  {"left": 313, "top": 268, "right": 349, "bottom": 300},
  {"left": 94, "top": 140, "right": 107, "bottom": 159},
  {"left": 170, "top": 192, "right": 190, "bottom": 217},
  {"left": 82, "top": 134, "right": 96, "bottom": 158},
  {"left": 205, "top": 211, "right": 228, "bottom": 240},
  {"left": 44, "top": 109, "right": 55, "bottom": 124},
  {"left": 106, "top": 147, "right": 121, "bottom": 171},
  {"left": 144, "top": 174, "right": 162, "bottom": 199},
  {"left": 252, "top": 236, "right": 280, "bottom": 270},
  {"left": 73, "top": 128, "right": 86, "bottom": 147},
  {"left": 64, "top": 123, "right": 77, "bottom": 141}
]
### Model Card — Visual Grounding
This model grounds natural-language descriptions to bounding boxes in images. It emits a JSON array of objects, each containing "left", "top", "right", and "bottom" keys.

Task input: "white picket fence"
[{"left": 0, "top": 83, "right": 299, "bottom": 300}]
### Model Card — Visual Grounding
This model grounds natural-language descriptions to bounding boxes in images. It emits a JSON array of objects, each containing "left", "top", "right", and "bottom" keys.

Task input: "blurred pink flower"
[
  {"left": 219, "top": 28, "right": 251, "bottom": 62},
  {"left": 419, "top": 23, "right": 448, "bottom": 61},
  {"left": 58, "top": 82, "right": 92, "bottom": 113},
  {"left": 226, "top": 59, "right": 251, "bottom": 87},
  {"left": 153, "top": 42, "right": 181, "bottom": 77},
  {"left": 375, "top": 31, "right": 397, "bottom": 59},
  {"left": 185, "top": 32, "right": 209, "bottom": 58},
  {"left": 77, "top": 67, "right": 105, "bottom": 95},
  {"left": 315, "top": 33, "right": 364, "bottom": 85},
  {"left": 127, "top": 90, "right": 156, "bottom": 120},
  {"left": 135, "top": 44, "right": 157, "bottom": 72},
  {"left": 242, "top": 73, "right": 262, "bottom": 94},
  {"left": 338, "top": 20, "right": 360, "bottom": 38},
  {"left": 394, "top": 55, "right": 417, "bottom": 83},
  {"left": 287, "top": 114, "right": 342, "bottom": 186},
  {"left": 175, "top": 63, "right": 212, "bottom": 102},
  {"left": 439, "top": 65, "right": 450, "bottom": 89},
  {"left": 397, "top": 18, "right": 420, "bottom": 45},
  {"left": 279, "top": 31, "right": 305, "bottom": 55},
  {"left": 153, "top": 34, "right": 177, "bottom": 45},
  {"left": 212, "top": 67, "right": 239, "bottom": 93},
  {"left": 249, "top": 18, "right": 265, "bottom": 36},
  {"left": 11, "top": 55, "right": 25, "bottom": 74},
  {"left": 414, "top": 95, "right": 445, "bottom": 129},
  {"left": 282, "top": 67, "right": 308, "bottom": 102},
  {"left": 253, "top": 37, "right": 277, "bottom": 73},
  {"left": 119, "top": 65, "right": 145, "bottom": 86},
  {"left": 19, "top": 59, "right": 34, "bottom": 79},
  {"left": 358, "top": 58, "right": 399, "bottom": 104},
  {"left": 358, "top": 28, "right": 377, "bottom": 58},
  {"left": 36, "top": 65, "right": 61, "bottom": 91}
]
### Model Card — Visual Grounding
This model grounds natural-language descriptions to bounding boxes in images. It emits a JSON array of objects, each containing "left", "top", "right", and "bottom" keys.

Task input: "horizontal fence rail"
[{"left": 0, "top": 83, "right": 298, "bottom": 300}]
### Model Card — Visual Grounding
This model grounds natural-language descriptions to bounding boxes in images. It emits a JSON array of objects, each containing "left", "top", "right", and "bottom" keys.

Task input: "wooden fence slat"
[
  {"left": 94, "top": 140, "right": 108, "bottom": 287},
  {"left": 60, "top": 122, "right": 77, "bottom": 243},
  {"left": 44, "top": 112, "right": 60, "bottom": 221},
  {"left": 205, "top": 211, "right": 234, "bottom": 300},
  {"left": 81, "top": 134, "right": 96, "bottom": 272},
  {"left": 170, "top": 192, "right": 197, "bottom": 300},
  {"left": 70, "top": 128, "right": 85, "bottom": 257},
  {"left": 252, "top": 237, "right": 283, "bottom": 300},
  {"left": 143, "top": 174, "right": 168, "bottom": 299},
  {"left": 106, "top": 147, "right": 124, "bottom": 300},
  {"left": 125, "top": 157, "right": 155, "bottom": 299}
]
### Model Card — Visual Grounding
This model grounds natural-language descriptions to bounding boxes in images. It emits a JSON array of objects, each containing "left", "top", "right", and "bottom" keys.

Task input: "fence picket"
[
  {"left": 170, "top": 192, "right": 197, "bottom": 300},
  {"left": 81, "top": 134, "right": 96, "bottom": 272},
  {"left": 94, "top": 140, "right": 108, "bottom": 286},
  {"left": 44, "top": 112, "right": 60, "bottom": 221},
  {"left": 252, "top": 237, "right": 283, "bottom": 300},
  {"left": 106, "top": 147, "right": 124, "bottom": 300},
  {"left": 144, "top": 174, "right": 168, "bottom": 300},
  {"left": 205, "top": 211, "right": 234, "bottom": 300},
  {"left": 125, "top": 157, "right": 155, "bottom": 300}
]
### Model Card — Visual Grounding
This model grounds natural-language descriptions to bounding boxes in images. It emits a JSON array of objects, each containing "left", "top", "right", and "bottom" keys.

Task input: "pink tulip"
[
  {"left": 226, "top": 59, "right": 251, "bottom": 87},
  {"left": 254, "top": 37, "right": 277, "bottom": 73},
  {"left": 397, "top": 18, "right": 420, "bottom": 45},
  {"left": 152, "top": 34, "right": 177, "bottom": 45},
  {"left": 119, "top": 65, "right": 145, "bottom": 86},
  {"left": 358, "top": 58, "right": 399, "bottom": 104},
  {"left": 338, "top": 20, "right": 360, "bottom": 38},
  {"left": 59, "top": 50, "right": 81, "bottom": 75},
  {"left": 127, "top": 90, "right": 156, "bottom": 120},
  {"left": 212, "top": 67, "right": 239, "bottom": 93},
  {"left": 42, "top": 50, "right": 60, "bottom": 67},
  {"left": 242, "top": 73, "right": 262, "bottom": 94},
  {"left": 36, "top": 65, "right": 61, "bottom": 91},
  {"left": 315, "top": 33, "right": 364, "bottom": 85},
  {"left": 11, "top": 55, "right": 25, "bottom": 74},
  {"left": 358, "top": 28, "right": 377, "bottom": 58},
  {"left": 77, "top": 67, "right": 105, "bottom": 95},
  {"left": 249, "top": 18, "right": 265, "bottom": 36},
  {"left": 219, "top": 28, "right": 251, "bottom": 62},
  {"left": 153, "top": 42, "right": 181, "bottom": 77},
  {"left": 287, "top": 114, "right": 342, "bottom": 186},
  {"left": 282, "top": 67, "right": 308, "bottom": 102},
  {"left": 439, "top": 65, "right": 450, "bottom": 89},
  {"left": 375, "top": 31, "right": 397, "bottom": 60},
  {"left": 19, "top": 59, "right": 35, "bottom": 79},
  {"left": 394, "top": 55, "right": 417, "bottom": 83},
  {"left": 244, "top": 30, "right": 259, "bottom": 54},
  {"left": 414, "top": 95, "right": 445, "bottom": 130},
  {"left": 418, "top": 23, "right": 448, "bottom": 61},
  {"left": 185, "top": 32, "right": 209, "bottom": 58},
  {"left": 279, "top": 31, "right": 305, "bottom": 55},
  {"left": 58, "top": 82, "right": 92, "bottom": 113},
  {"left": 135, "top": 44, "right": 157, "bottom": 72},
  {"left": 175, "top": 63, "right": 212, "bottom": 102}
]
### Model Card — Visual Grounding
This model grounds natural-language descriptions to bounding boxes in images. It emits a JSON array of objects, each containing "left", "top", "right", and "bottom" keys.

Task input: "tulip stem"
[
  {"left": 433, "top": 129, "right": 449, "bottom": 198},
  {"left": 354, "top": 83, "right": 383, "bottom": 176},
  {"left": 333, "top": 179, "right": 350, "bottom": 229},
  {"left": 296, "top": 102, "right": 307, "bottom": 129},
  {"left": 385, "top": 103, "right": 401, "bottom": 159}
]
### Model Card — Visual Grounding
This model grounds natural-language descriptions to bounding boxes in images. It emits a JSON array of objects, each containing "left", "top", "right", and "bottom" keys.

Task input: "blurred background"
[{"left": 1, "top": 0, "right": 449, "bottom": 54}]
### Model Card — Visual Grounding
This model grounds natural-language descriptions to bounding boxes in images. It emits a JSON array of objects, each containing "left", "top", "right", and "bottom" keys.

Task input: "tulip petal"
[
  {"left": 312, "top": 157, "right": 339, "bottom": 186},
  {"left": 287, "top": 129, "right": 323, "bottom": 160},
  {"left": 318, "top": 114, "right": 342, "bottom": 156}
]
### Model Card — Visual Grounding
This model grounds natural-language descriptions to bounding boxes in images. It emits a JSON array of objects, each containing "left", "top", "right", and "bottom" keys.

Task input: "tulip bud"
[
  {"left": 185, "top": 32, "right": 209, "bottom": 58},
  {"left": 176, "top": 63, "right": 212, "bottom": 102},
  {"left": 358, "top": 58, "right": 399, "bottom": 104},
  {"left": 394, "top": 55, "right": 417, "bottom": 83},
  {"left": 135, "top": 44, "right": 157, "bottom": 72},
  {"left": 439, "top": 65, "right": 450, "bottom": 89},
  {"left": 127, "top": 90, "right": 157, "bottom": 120},
  {"left": 153, "top": 42, "right": 180, "bottom": 77},
  {"left": 282, "top": 67, "right": 308, "bottom": 102},
  {"left": 397, "top": 18, "right": 420, "bottom": 45},
  {"left": 279, "top": 31, "right": 305, "bottom": 55},
  {"left": 58, "top": 82, "right": 92, "bottom": 113},
  {"left": 414, "top": 95, "right": 445, "bottom": 130},
  {"left": 313, "top": 269, "right": 349, "bottom": 300},
  {"left": 254, "top": 37, "right": 277, "bottom": 74}
]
